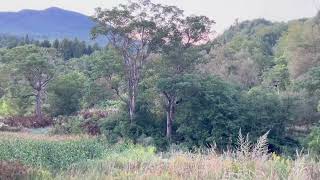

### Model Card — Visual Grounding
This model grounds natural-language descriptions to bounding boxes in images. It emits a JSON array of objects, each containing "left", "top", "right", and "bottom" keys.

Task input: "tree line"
[{"left": 0, "top": 34, "right": 100, "bottom": 60}]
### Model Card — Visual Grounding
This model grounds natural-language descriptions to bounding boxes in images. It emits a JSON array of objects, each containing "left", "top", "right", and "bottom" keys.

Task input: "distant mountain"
[{"left": 0, "top": 7, "right": 101, "bottom": 43}]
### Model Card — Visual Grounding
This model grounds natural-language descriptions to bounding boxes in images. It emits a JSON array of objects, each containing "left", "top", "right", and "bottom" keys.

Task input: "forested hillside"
[
  {"left": 0, "top": 7, "right": 94, "bottom": 41},
  {"left": 0, "top": 2, "right": 320, "bottom": 178}
]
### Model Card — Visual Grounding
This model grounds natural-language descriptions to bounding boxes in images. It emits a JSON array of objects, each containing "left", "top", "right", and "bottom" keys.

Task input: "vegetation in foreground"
[
  {"left": 0, "top": 0, "right": 319, "bottom": 156},
  {"left": 1, "top": 131, "right": 320, "bottom": 180}
]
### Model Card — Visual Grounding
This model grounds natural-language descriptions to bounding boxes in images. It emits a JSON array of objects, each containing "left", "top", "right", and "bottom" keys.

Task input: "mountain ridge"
[{"left": 0, "top": 7, "right": 98, "bottom": 42}]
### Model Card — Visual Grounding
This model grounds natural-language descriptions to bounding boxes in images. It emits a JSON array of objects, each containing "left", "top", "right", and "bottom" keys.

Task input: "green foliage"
[
  {"left": 66, "top": 48, "right": 123, "bottom": 108},
  {"left": 294, "top": 66, "right": 320, "bottom": 124},
  {"left": 0, "top": 34, "right": 25, "bottom": 48},
  {"left": 50, "top": 116, "right": 86, "bottom": 135},
  {"left": 306, "top": 127, "right": 320, "bottom": 156},
  {"left": 155, "top": 75, "right": 296, "bottom": 152},
  {"left": 103, "top": 73, "right": 295, "bottom": 152},
  {"left": 100, "top": 111, "right": 137, "bottom": 143},
  {"left": 0, "top": 98, "right": 15, "bottom": 117},
  {"left": 207, "top": 20, "right": 287, "bottom": 88},
  {"left": 0, "top": 34, "right": 99, "bottom": 60},
  {"left": 277, "top": 19, "right": 320, "bottom": 79},
  {"left": 57, "top": 38, "right": 100, "bottom": 60},
  {"left": 0, "top": 45, "right": 62, "bottom": 118},
  {"left": 70, "top": 143, "right": 156, "bottom": 171},
  {"left": 271, "top": 154, "right": 292, "bottom": 179},
  {"left": 263, "top": 56, "right": 290, "bottom": 91},
  {"left": 49, "top": 72, "right": 86, "bottom": 116},
  {"left": 0, "top": 138, "right": 106, "bottom": 171},
  {"left": 174, "top": 75, "right": 241, "bottom": 148},
  {"left": 300, "top": 66, "right": 320, "bottom": 96},
  {"left": 242, "top": 87, "right": 297, "bottom": 153}
]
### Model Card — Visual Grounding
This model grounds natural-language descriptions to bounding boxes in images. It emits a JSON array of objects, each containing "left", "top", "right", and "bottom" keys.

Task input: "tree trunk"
[
  {"left": 128, "top": 88, "right": 136, "bottom": 123},
  {"left": 166, "top": 96, "right": 175, "bottom": 140},
  {"left": 126, "top": 56, "right": 139, "bottom": 123},
  {"left": 35, "top": 90, "right": 42, "bottom": 121}
]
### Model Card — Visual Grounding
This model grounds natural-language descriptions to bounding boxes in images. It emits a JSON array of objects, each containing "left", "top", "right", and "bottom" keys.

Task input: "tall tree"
[
  {"left": 2, "top": 45, "right": 60, "bottom": 120},
  {"left": 92, "top": 0, "right": 214, "bottom": 122},
  {"left": 40, "top": 40, "right": 51, "bottom": 48},
  {"left": 156, "top": 48, "right": 208, "bottom": 139},
  {"left": 53, "top": 39, "right": 60, "bottom": 49},
  {"left": 156, "top": 18, "right": 214, "bottom": 139}
]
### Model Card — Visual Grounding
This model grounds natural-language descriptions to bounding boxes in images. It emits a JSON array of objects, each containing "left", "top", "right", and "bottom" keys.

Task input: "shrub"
[
  {"left": 80, "top": 109, "right": 109, "bottom": 119},
  {"left": 51, "top": 115, "right": 102, "bottom": 135},
  {"left": 4, "top": 116, "right": 52, "bottom": 128},
  {"left": 306, "top": 126, "right": 320, "bottom": 156},
  {"left": 60, "top": 144, "right": 157, "bottom": 178},
  {"left": 51, "top": 116, "right": 85, "bottom": 135},
  {"left": 81, "top": 116, "right": 101, "bottom": 135},
  {"left": 48, "top": 72, "right": 86, "bottom": 116},
  {"left": 0, "top": 99, "right": 15, "bottom": 117},
  {"left": 100, "top": 111, "right": 145, "bottom": 144}
]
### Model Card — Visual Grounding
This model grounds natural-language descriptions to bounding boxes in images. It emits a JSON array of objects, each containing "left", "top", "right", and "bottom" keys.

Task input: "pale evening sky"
[{"left": 0, "top": 0, "right": 318, "bottom": 33}]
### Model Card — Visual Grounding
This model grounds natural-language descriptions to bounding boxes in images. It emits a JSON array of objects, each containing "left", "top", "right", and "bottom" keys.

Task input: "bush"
[
  {"left": 4, "top": 116, "right": 52, "bottom": 128},
  {"left": 51, "top": 116, "right": 85, "bottom": 135},
  {"left": 80, "top": 109, "right": 113, "bottom": 135},
  {"left": 51, "top": 115, "right": 102, "bottom": 135},
  {"left": 240, "top": 87, "right": 298, "bottom": 154},
  {"left": 0, "top": 99, "right": 15, "bottom": 117},
  {"left": 0, "top": 138, "right": 107, "bottom": 171},
  {"left": 306, "top": 126, "right": 320, "bottom": 156},
  {"left": 81, "top": 116, "right": 101, "bottom": 135},
  {"left": 80, "top": 109, "right": 109, "bottom": 119},
  {"left": 100, "top": 111, "right": 146, "bottom": 144},
  {"left": 48, "top": 72, "right": 86, "bottom": 116}
]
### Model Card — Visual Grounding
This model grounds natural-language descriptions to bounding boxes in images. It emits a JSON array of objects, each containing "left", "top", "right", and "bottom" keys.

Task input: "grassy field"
[
  {"left": 0, "top": 132, "right": 320, "bottom": 180},
  {"left": 0, "top": 131, "right": 88, "bottom": 141}
]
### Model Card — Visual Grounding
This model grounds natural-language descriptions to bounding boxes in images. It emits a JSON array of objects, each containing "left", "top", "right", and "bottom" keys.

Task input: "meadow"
[{"left": 1, "top": 131, "right": 320, "bottom": 180}]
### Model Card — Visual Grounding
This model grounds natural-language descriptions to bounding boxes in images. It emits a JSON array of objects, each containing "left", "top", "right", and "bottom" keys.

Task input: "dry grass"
[
  {"left": 0, "top": 161, "right": 32, "bottom": 180},
  {"left": 55, "top": 132, "right": 320, "bottom": 180},
  {"left": 55, "top": 151, "right": 320, "bottom": 180}
]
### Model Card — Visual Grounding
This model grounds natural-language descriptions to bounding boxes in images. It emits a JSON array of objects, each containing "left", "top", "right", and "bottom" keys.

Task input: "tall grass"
[
  {"left": 0, "top": 135, "right": 106, "bottom": 171},
  {"left": 53, "top": 150, "right": 320, "bottom": 180},
  {"left": 1, "top": 132, "right": 320, "bottom": 179},
  {"left": 55, "top": 132, "right": 320, "bottom": 180}
]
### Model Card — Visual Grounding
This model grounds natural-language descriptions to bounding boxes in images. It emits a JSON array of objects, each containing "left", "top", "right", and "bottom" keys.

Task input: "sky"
[{"left": 0, "top": 0, "right": 319, "bottom": 33}]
